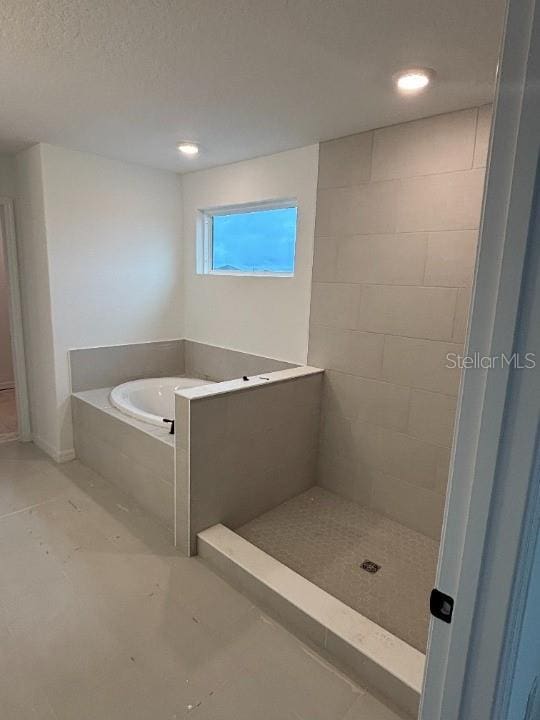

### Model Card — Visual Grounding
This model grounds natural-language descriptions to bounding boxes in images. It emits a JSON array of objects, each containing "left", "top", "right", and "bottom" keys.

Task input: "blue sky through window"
[{"left": 212, "top": 206, "right": 297, "bottom": 273}]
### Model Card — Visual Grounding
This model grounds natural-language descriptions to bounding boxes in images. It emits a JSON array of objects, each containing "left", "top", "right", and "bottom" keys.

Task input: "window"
[{"left": 198, "top": 200, "right": 298, "bottom": 276}]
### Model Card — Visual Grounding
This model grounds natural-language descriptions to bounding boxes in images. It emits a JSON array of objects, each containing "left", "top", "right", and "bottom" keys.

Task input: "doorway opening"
[{"left": 0, "top": 197, "right": 30, "bottom": 445}]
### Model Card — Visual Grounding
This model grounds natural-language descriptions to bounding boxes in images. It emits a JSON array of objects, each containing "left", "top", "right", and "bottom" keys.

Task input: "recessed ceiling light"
[
  {"left": 177, "top": 142, "right": 199, "bottom": 156},
  {"left": 394, "top": 68, "right": 435, "bottom": 94}
]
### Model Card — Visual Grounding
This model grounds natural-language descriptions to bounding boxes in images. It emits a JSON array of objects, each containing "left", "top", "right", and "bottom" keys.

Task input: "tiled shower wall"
[{"left": 308, "top": 106, "right": 491, "bottom": 539}]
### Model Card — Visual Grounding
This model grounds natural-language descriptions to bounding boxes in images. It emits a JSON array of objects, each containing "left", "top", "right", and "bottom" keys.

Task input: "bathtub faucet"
[{"left": 163, "top": 418, "right": 175, "bottom": 435}]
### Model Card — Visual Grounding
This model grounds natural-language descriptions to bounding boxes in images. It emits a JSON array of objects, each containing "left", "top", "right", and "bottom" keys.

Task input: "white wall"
[
  {"left": 14, "top": 146, "right": 58, "bottom": 452},
  {"left": 15, "top": 144, "right": 183, "bottom": 458},
  {"left": 0, "top": 155, "right": 16, "bottom": 389},
  {"left": 181, "top": 145, "right": 319, "bottom": 364}
]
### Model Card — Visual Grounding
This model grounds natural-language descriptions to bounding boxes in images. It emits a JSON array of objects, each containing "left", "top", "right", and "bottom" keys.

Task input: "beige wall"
[{"left": 308, "top": 106, "right": 491, "bottom": 539}]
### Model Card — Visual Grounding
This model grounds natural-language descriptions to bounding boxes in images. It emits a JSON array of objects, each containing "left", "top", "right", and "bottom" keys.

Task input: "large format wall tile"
[
  {"left": 317, "top": 412, "right": 375, "bottom": 504},
  {"left": 371, "top": 472, "right": 446, "bottom": 541},
  {"left": 372, "top": 108, "right": 477, "bottom": 181},
  {"left": 397, "top": 168, "right": 485, "bottom": 232},
  {"left": 474, "top": 105, "right": 493, "bottom": 168},
  {"left": 177, "top": 371, "right": 323, "bottom": 554},
  {"left": 335, "top": 233, "right": 427, "bottom": 285},
  {"left": 184, "top": 340, "right": 295, "bottom": 381},
  {"left": 318, "top": 132, "right": 373, "bottom": 189},
  {"left": 424, "top": 230, "right": 478, "bottom": 287},
  {"left": 69, "top": 339, "right": 185, "bottom": 392},
  {"left": 310, "top": 282, "right": 362, "bottom": 330},
  {"left": 321, "top": 370, "right": 410, "bottom": 432},
  {"left": 308, "top": 326, "right": 385, "bottom": 379},
  {"left": 382, "top": 335, "right": 462, "bottom": 396},
  {"left": 312, "top": 235, "right": 339, "bottom": 282},
  {"left": 356, "top": 285, "right": 458, "bottom": 340},
  {"left": 316, "top": 181, "right": 399, "bottom": 237},
  {"left": 72, "top": 395, "right": 174, "bottom": 529},
  {"left": 308, "top": 105, "right": 490, "bottom": 539},
  {"left": 452, "top": 287, "right": 473, "bottom": 343},
  {"left": 351, "top": 420, "right": 450, "bottom": 491},
  {"left": 407, "top": 389, "right": 458, "bottom": 447},
  {"left": 315, "top": 187, "right": 354, "bottom": 237}
]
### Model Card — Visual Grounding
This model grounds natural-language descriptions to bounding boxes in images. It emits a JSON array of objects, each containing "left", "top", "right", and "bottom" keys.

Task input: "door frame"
[
  {"left": 420, "top": 0, "right": 540, "bottom": 717},
  {"left": 0, "top": 196, "right": 31, "bottom": 441}
]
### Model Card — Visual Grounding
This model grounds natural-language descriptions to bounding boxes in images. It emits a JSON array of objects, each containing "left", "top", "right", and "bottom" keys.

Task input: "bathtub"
[{"left": 110, "top": 377, "right": 214, "bottom": 427}]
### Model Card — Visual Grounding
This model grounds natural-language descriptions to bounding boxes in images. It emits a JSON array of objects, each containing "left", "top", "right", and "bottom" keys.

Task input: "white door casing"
[{"left": 420, "top": 0, "right": 540, "bottom": 717}]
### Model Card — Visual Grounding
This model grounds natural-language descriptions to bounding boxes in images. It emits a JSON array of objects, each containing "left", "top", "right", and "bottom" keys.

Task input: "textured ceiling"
[{"left": 0, "top": 0, "right": 505, "bottom": 172}]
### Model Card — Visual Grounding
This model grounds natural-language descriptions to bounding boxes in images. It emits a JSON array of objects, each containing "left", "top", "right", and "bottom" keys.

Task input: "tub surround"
[
  {"left": 70, "top": 339, "right": 185, "bottom": 393},
  {"left": 69, "top": 341, "right": 314, "bottom": 536},
  {"left": 177, "top": 364, "right": 320, "bottom": 400},
  {"left": 175, "top": 366, "right": 323, "bottom": 555},
  {"left": 72, "top": 388, "right": 175, "bottom": 529},
  {"left": 69, "top": 338, "right": 297, "bottom": 395},
  {"left": 184, "top": 339, "right": 296, "bottom": 382}
]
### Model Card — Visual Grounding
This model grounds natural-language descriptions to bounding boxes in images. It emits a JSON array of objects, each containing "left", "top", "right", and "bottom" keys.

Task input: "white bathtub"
[{"left": 110, "top": 377, "right": 214, "bottom": 428}]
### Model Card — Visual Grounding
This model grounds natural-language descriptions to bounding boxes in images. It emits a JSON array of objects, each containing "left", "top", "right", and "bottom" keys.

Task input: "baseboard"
[
  {"left": 57, "top": 448, "right": 76, "bottom": 463},
  {"left": 0, "top": 381, "right": 15, "bottom": 391},
  {"left": 32, "top": 435, "right": 76, "bottom": 464}
]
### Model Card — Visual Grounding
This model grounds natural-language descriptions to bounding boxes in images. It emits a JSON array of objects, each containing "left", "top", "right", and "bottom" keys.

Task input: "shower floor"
[{"left": 237, "top": 486, "right": 439, "bottom": 653}]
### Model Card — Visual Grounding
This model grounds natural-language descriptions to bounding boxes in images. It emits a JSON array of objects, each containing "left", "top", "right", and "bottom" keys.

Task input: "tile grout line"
[
  {"left": 311, "top": 280, "right": 474, "bottom": 290},
  {"left": 317, "top": 159, "right": 485, "bottom": 189},
  {"left": 471, "top": 106, "right": 480, "bottom": 170},
  {"left": 310, "top": 321, "right": 463, "bottom": 346},
  {"left": 314, "top": 225, "right": 480, "bottom": 240}
]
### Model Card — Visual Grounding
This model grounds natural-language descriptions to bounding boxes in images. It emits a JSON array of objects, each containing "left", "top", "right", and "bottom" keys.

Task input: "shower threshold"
[{"left": 198, "top": 488, "right": 434, "bottom": 719}]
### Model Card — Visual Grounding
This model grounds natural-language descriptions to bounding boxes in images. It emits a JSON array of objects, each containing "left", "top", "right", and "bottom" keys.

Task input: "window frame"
[{"left": 197, "top": 198, "right": 299, "bottom": 277}]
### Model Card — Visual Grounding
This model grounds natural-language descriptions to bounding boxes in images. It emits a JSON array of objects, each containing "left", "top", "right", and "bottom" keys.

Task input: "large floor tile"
[
  {"left": 0, "top": 441, "right": 407, "bottom": 720},
  {"left": 215, "top": 613, "right": 362, "bottom": 720},
  {"left": 343, "top": 691, "right": 411, "bottom": 719}
]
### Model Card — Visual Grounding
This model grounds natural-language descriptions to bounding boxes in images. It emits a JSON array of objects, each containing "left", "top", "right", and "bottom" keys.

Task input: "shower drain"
[{"left": 360, "top": 560, "right": 381, "bottom": 574}]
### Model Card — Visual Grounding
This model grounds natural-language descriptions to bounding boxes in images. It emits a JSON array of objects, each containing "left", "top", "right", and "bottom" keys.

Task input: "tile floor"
[
  {"left": 0, "top": 388, "right": 18, "bottom": 439},
  {"left": 238, "top": 487, "right": 438, "bottom": 652},
  {"left": 0, "top": 441, "right": 407, "bottom": 719}
]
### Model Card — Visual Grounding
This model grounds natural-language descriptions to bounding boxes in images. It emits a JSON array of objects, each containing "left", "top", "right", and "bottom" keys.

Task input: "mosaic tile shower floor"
[{"left": 238, "top": 486, "right": 439, "bottom": 652}]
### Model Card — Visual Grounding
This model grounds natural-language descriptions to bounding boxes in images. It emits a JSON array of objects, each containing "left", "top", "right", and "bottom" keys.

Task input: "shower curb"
[{"left": 198, "top": 523, "right": 423, "bottom": 719}]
